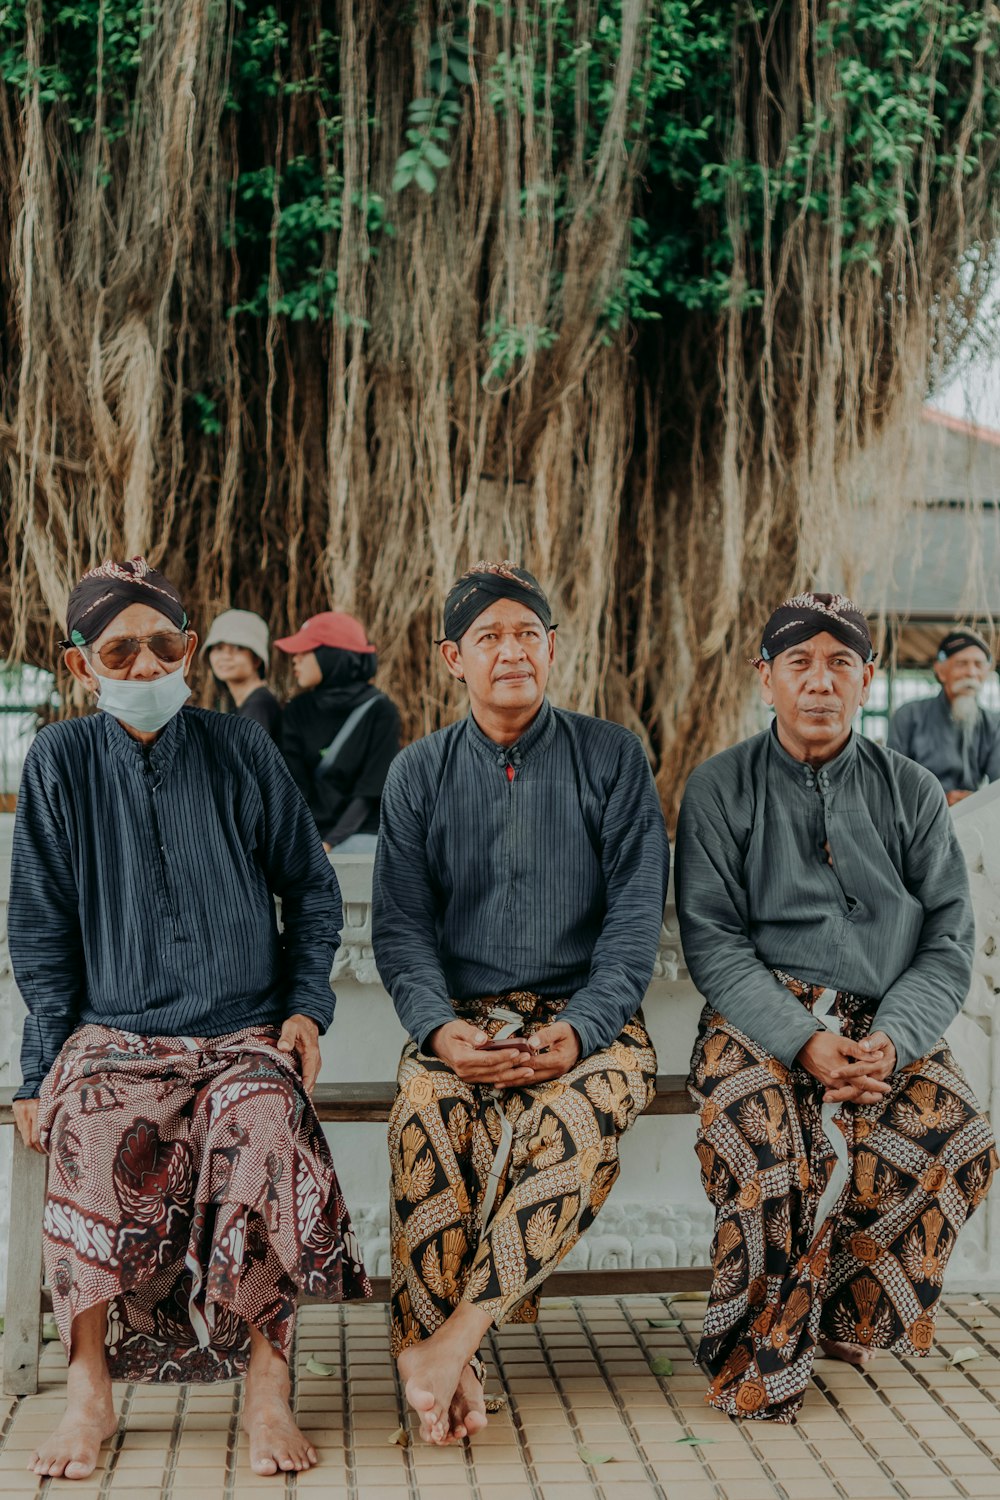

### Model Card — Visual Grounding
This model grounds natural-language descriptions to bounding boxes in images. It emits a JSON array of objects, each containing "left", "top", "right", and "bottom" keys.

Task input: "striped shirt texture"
[
  {"left": 371, "top": 697, "right": 671, "bottom": 1058},
  {"left": 675, "top": 722, "right": 974, "bottom": 1071},
  {"left": 9, "top": 707, "right": 342, "bottom": 1099}
]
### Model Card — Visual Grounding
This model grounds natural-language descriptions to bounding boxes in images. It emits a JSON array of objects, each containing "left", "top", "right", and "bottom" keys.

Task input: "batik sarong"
[
  {"left": 37, "top": 1023, "right": 371, "bottom": 1382},
  {"left": 389, "top": 992, "right": 656, "bottom": 1355},
  {"left": 690, "top": 976, "right": 997, "bottom": 1423}
]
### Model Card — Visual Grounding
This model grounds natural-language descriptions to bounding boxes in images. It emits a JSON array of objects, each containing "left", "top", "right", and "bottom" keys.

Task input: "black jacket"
[{"left": 281, "top": 682, "right": 401, "bottom": 842}]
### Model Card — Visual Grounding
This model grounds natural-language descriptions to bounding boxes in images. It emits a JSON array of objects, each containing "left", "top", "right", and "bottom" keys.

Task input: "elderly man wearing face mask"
[
  {"left": 888, "top": 628, "right": 1000, "bottom": 806},
  {"left": 8, "top": 558, "right": 369, "bottom": 1483}
]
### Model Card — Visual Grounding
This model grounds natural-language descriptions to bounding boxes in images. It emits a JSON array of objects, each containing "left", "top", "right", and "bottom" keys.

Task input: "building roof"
[{"left": 854, "top": 409, "right": 1000, "bottom": 662}]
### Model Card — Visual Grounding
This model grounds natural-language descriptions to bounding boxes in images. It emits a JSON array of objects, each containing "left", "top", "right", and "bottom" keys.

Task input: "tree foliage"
[{"left": 2, "top": 1, "right": 999, "bottom": 816}]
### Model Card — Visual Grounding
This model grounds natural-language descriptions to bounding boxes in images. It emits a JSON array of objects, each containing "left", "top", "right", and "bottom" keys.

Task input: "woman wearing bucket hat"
[
  {"left": 276, "top": 611, "right": 401, "bottom": 852},
  {"left": 203, "top": 608, "right": 283, "bottom": 741}
]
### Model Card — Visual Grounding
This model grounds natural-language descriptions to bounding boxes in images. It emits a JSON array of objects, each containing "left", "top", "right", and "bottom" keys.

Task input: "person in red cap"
[{"left": 275, "top": 612, "right": 401, "bottom": 851}]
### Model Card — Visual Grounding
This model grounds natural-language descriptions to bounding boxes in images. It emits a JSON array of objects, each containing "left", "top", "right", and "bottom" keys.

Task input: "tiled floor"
[{"left": 1, "top": 1294, "right": 1000, "bottom": 1498}]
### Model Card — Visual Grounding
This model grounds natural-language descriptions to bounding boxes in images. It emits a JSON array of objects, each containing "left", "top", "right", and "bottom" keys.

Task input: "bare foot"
[
  {"left": 243, "top": 1335, "right": 317, "bottom": 1474},
  {"left": 397, "top": 1335, "right": 469, "bottom": 1445},
  {"left": 819, "top": 1337, "right": 876, "bottom": 1369},
  {"left": 29, "top": 1362, "right": 117, "bottom": 1479},
  {"left": 440, "top": 1362, "right": 489, "bottom": 1445}
]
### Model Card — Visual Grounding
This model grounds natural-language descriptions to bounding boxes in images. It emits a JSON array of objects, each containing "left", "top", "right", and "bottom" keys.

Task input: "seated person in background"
[
  {"left": 887, "top": 626, "right": 1000, "bottom": 805},
  {"left": 10, "top": 558, "right": 369, "bottom": 1482},
  {"left": 676, "top": 591, "right": 996, "bottom": 1425},
  {"left": 202, "top": 606, "right": 283, "bottom": 741},
  {"left": 372, "top": 561, "right": 669, "bottom": 1446},
  {"left": 276, "top": 611, "right": 401, "bottom": 853}
]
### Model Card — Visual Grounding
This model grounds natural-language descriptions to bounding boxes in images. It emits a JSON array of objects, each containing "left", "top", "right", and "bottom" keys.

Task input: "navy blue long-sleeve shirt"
[
  {"left": 10, "top": 706, "right": 342, "bottom": 1098},
  {"left": 371, "top": 699, "right": 670, "bottom": 1057}
]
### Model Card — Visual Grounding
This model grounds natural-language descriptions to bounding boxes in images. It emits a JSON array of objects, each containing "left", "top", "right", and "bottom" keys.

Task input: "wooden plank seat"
[{"left": 0, "top": 1075, "right": 710, "bottom": 1395}]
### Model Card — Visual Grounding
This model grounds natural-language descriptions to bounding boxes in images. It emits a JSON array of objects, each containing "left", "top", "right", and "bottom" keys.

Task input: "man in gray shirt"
[
  {"left": 675, "top": 592, "right": 996, "bottom": 1424},
  {"left": 888, "top": 627, "right": 1000, "bottom": 805}
]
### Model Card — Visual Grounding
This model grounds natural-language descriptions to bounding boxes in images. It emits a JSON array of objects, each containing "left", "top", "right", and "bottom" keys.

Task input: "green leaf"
[
  {"left": 388, "top": 1426, "right": 409, "bottom": 1447},
  {"left": 577, "top": 1446, "right": 615, "bottom": 1465},
  {"left": 424, "top": 142, "right": 451, "bottom": 170},
  {"left": 650, "top": 1356, "right": 674, "bottom": 1377},
  {"left": 676, "top": 1436, "right": 717, "bottom": 1446},
  {"left": 305, "top": 1356, "right": 336, "bottom": 1376},
  {"left": 414, "top": 160, "right": 438, "bottom": 194},
  {"left": 951, "top": 1346, "right": 980, "bottom": 1366},
  {"left": 42, "top": 1319, "right": 60, "bottom": 1342},
  {"left": 392, "top": 166, "right": 414, "bottom": 193}
]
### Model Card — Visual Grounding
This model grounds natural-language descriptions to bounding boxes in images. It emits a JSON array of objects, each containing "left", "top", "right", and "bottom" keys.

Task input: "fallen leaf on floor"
[
  {"left": 649, "top": 1356, "right": 674, "bottom": 1376},
  {"left": 672, "top": 1292, "right": 710, "bottom": 1302},
  {"left": 950, "top": 1346, "right": 981, "bottom": 1366},
  {"left": 676, "top": 1436, "right": 717, "bottom": 1446},
  {"left": 968, "top": 1319, "right": 984, "bottom": 1330},
  {"left": 305, "top": 1356, "right": 336, "bottom": 1377},
  {"left": 646, "top": 1318, "right": 681, "bottom": 1328},
  {"left": 388, "top": 1426, "right": 409, "bottom": 1447},
  {"left": 577, "top": 1445, "right": 615, "bottom": 1465},
  {"left": 485, "top": 1394, "right": 508, "bottom": 1413},
  {"left": 42, "top": 1319, "right": 59, "bottom": 1342}
]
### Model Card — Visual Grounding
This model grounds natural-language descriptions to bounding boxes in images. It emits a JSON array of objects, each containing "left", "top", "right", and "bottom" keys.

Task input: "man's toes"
[
  {"left": 465, "top": 1410, "right": 488, "bottom": 1436},
  {"left": 65, "top": 1459, "right": 95, "bottom": 1481},
  {"left": 252, "top": 1456, "right": 279, "bottom": 1475}
]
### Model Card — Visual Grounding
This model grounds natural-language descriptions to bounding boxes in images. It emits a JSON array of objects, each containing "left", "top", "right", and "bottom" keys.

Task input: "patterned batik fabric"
[
  {"left": 37, "top": 1024, "right": 371, "bottom": 1382},
  {"left": 689, "top": 976, "right": 997, "bottom": 1423},
  {"left": 388, "top": 992, "right": 657, "bottom": 1355}
]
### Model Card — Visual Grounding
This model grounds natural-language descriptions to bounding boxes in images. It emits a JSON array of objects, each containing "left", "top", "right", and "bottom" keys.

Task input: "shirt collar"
[
  {"left": 465, "top": 696, "right": 556, "bottom": 769},
  {"left": 767, "top": 717, "right": 858, "bottom": 795},
  {"left": 102, "top": 705, "right": 187, "bottom": 775}
]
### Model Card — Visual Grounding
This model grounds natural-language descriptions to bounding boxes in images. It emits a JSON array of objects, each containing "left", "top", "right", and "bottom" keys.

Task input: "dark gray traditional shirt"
[
  {"left": 10, "top": 707, "right": 342, "bottom": 1099},
  {"left": 371, "top": 698, "right": 670, "bottom": 1058},
  {"left": 675, "top": 723, "right": 974, "bottom": 1070},
  {"left": 887, "top": 690, "right": 1000, "bottom": 795}
]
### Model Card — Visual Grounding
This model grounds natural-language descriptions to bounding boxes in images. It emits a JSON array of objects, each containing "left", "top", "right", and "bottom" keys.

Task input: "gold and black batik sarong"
[
  {"left": 690, "top": 975, "right": 997, "bottom": 1423},
  {"left": 388, "top": 991, "right": 656, "bottom": 1355}
]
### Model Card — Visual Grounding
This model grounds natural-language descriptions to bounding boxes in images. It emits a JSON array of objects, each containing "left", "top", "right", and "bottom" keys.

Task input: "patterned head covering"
[
  {"left": 752, "top": 592, "right": 875, "bottom": 667},
  {"left": 441, "top": 560, "right": 554, "bottom": 643},
  {"left": 61, "top": 557, "right": 188, "bottom": 648},
  {"left": 937, "top": 627, "right": 992, "bottom": 664}
]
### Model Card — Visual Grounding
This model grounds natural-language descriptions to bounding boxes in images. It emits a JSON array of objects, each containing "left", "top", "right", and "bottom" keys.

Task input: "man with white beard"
[{"left": 888, "top": 628, "right": 1000, "bottom": 805}]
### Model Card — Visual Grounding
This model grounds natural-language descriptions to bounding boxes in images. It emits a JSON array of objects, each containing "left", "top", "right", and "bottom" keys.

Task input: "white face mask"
[{"left": 92, "top": 664, "right": 191, "bottom": 734}]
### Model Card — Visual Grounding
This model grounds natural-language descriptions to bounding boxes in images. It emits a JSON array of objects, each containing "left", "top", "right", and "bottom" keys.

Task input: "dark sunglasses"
[{"left": 62, "top": 630, "right": 190, "bottom": 672}]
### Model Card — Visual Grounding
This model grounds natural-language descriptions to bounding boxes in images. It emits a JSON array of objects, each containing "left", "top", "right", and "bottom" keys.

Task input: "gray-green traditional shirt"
[
  {"left": 674, "top": 723, "right": 974, "bottom": 1070},
  {"left": 887, "top": 689, "right": 1000, "bottom": 796}
]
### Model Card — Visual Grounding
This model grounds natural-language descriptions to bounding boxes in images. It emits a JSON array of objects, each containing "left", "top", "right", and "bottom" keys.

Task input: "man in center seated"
[
  {"left": 676, "top": 591, "right": 996, "bottom": 1425},
  {"left": 372, "top": 561, "right": 669, "bottom": 1445}
]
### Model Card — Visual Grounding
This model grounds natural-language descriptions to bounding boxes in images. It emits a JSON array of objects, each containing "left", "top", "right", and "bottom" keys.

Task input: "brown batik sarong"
[
  {"left": 690, "top": 976, "right": 997, "bottom": 1423},
  {"left": 37, "top": 1024, "right": 371, "bottom": 1382},
  {"left": 388, "top": 992, "right": 656, "bottom": 1355}
]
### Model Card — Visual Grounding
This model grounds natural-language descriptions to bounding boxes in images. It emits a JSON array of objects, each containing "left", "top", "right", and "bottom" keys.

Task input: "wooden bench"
[{"left": 0, "top": 1076, "right": 710, "bottom": 1395}]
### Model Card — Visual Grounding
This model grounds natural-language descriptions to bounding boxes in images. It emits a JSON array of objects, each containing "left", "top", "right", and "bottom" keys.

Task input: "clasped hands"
[
  {"left": 796, "top": 1028, "right": 897, "bottom": 1105},
  {"left": 428, "top": 1019, "right": 581, "bottom": 1086}
]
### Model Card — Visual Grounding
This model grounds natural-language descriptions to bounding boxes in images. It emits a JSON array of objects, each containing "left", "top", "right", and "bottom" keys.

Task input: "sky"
[{"left": 927, "top": 287, "right": 1000, "bottom": 433}]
